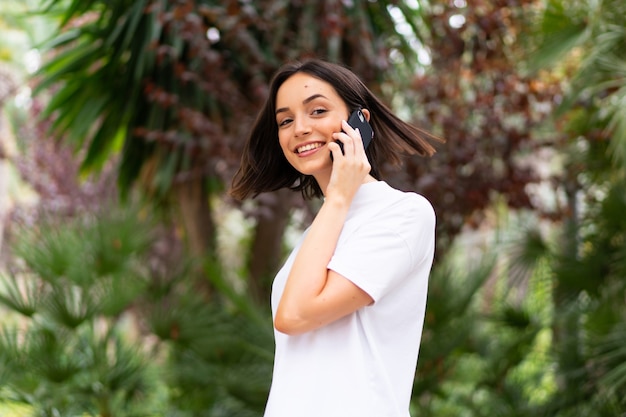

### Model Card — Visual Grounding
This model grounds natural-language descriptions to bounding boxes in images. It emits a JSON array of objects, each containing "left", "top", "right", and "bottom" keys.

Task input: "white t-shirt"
[{"left": 264, "top": 181, "right": 436, "bottom": 417}]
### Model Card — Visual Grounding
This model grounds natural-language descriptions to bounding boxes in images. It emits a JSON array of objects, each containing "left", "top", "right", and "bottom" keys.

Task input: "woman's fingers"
[
  {"left": 330, "top": 120, "right": 371, "bottom": 184},
  {"left": 342, "top": 120, "right": 359, "bottom": 157},
  {"left": 328, "top": 141, "right": 342, "bottom": 160},
  {"left": 334, "top": 121, "right": 365, "bottom": 158}
]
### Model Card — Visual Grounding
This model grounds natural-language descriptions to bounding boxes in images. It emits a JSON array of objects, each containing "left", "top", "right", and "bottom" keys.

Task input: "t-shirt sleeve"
[{"left": 327, "top": 195, "right": 435, "bottom": 302}]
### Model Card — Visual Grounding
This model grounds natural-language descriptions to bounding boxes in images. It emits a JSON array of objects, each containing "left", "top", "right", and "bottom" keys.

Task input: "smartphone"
[{"left": 332, "top": 109, "right": 374, "bottom": 159}]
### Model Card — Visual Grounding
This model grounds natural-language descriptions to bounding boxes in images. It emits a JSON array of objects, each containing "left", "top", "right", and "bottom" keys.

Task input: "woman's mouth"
[{"left": 296, "top": 142, "right": 325, "bottom": 154}]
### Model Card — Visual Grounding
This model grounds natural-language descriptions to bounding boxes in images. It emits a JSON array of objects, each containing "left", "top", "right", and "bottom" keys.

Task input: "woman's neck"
[{"left": 316, "top": 173, "right": 378, "bottom": 197}]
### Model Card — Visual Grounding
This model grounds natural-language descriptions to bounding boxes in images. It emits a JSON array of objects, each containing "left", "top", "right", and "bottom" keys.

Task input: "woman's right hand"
[{"left": 326, "top": 120, "right": 371, "bottom": 206}]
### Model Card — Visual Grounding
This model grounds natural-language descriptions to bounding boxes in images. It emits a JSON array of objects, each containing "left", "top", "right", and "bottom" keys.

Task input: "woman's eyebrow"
[{"left": 275, "top": 94, "right": 328, "bottom": 115}]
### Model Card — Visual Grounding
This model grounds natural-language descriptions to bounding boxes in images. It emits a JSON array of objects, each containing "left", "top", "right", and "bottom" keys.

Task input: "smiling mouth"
[{"left": 295, "top": 142, "right": 325, "bottom": 154}]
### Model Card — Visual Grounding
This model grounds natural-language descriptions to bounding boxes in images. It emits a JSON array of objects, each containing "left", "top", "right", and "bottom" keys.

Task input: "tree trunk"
[
  {"left": 175, "top": 177, "right": 216, "bottom": 295},
  {"left": 248, "top": 189, "right": 295, "bottom": 304},
  {"left": 552, "top": 175, "right": 585, "bottom": 394}
]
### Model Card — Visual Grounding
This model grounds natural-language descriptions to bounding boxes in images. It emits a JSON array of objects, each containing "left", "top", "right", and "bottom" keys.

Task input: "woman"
[{"left": 231, "top": 59, "right": 440, "bottom": 417}]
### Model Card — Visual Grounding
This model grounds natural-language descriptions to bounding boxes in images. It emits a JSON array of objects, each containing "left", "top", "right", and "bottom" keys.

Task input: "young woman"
[{"left": 231, "top": 59, "right": 440, "bottom": 417}]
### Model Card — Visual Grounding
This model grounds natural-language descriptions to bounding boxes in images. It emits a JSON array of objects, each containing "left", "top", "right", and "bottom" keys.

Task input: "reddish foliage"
[
  {"left": 385, "top": 1, "right": 563, "bottom": 254},
  {"left": 9, "top": 98, "right": 118, "bottom": 225}
]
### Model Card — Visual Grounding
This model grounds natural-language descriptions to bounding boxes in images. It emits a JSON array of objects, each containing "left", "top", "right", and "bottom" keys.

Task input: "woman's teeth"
[{"left": 297, "top": 143, "right": 323, "bottom": 154}]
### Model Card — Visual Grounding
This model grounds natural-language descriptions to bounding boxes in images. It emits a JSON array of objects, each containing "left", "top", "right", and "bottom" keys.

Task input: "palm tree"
[
  {"left": 511, "top": 0, "right": 626, "bottom": 414},
  {"left": 32, "top": 0, "right": 431, "bottom": 300},
  {"left": 0, "top": 208, "right": 159, "bottom": 416}
]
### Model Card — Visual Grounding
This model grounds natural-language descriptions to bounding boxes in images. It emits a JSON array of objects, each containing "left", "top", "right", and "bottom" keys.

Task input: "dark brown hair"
[{"left": 230, "top": 59, "right": 440, "bottom": 200}]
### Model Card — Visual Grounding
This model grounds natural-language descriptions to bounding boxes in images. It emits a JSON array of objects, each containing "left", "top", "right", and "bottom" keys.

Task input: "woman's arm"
[
  {"left": 274, "top": 121, "right": 374, "bottom": 335},
  {"left": 274, "top": 198, "right": 374, "bottom": 335}
]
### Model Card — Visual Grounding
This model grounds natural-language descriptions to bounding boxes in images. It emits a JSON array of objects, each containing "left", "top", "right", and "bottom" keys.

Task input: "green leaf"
[
  {"left": 593, "top": 324, "right": 626, "bottom": 396},
  {"left": 118, "top": 0, "right": 149, "bottom": 53},
  {"left": 13, "top": 225, "right": 82, "bottom": 284},
  {"left": 154, "top": 147, "right": 180, "bottom": 196},
  {"left": 27, "top": 327, "right": 82, "bottom": 384},
  {"left": 528, "top": 0, "right": 590, "bottom": 73},
  {"left": 80, "top": 106, "right": 126, "bottom": 172},
  {"left": 38, "top": 27, "right": 81, "bottom": 50},
  {"left": 607, "top": 87, "right": 626, "bottom": 169},
  {"left": 0, "top": 274, "right": 42, "bottom": 317},
  {"left": 67, "top": 94, "right": 109, "bottom": 145},
  {"left": 44, "top": 284, "right": 96, "bottom": 329},
  {"left": 33, "top": 39, "right": 102, "bottom": 94}
]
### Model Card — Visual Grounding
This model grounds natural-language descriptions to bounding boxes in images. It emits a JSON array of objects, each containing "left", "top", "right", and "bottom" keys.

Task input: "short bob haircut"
[{"left": 230, "top": 59, "right": 440, "bottom": 200}]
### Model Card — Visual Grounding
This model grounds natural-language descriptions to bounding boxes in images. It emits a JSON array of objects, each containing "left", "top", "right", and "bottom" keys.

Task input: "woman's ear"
[{"left": 361, "top": 108, "right": 371, "bottom": 122}]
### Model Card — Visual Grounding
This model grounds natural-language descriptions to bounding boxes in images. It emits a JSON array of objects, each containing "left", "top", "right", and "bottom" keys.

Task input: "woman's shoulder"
[
  {"left": 380, "top": 183, "right": 435, "bottom": 218},
  {"left": 350, "top": 182, "right": 435, "bottom": 235}
]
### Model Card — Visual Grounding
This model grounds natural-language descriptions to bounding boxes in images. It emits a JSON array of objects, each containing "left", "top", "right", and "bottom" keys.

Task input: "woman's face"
[{"left": 275, "top": 72, "right": 349, "bottom": 180}]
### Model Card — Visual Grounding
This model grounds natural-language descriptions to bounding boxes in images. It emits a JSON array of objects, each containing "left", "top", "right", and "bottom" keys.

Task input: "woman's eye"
[
  {"left": 312, "top": 108, "right": 327, "bottom": 116},
  {"left": 278, "top": 118, "right": 292, "bottom": 127}
]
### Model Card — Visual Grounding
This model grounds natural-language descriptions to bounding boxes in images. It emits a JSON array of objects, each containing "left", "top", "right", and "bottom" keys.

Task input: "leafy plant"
[
  {"left": 521, "top": 0, "right": 626, "bottom": 414},
  {"left": 0, "top": 206, "right": 159, "bottom": 416}
]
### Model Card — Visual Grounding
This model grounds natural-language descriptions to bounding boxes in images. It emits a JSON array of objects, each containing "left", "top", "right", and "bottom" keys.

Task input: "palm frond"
[
  {"left": 44, "top": 284, "right": 96, "bottom": 328},
  {"left": 528, "top": 0, "right": 590, "bottom": 73},
  {"left": 592, "top": 323, "right": 626, "bottom": 395},
  {"left": 26, "top": 326, "right": 83, "bottom": 384},
  {"left": 12, "top": 224, "right": 84, "bottom": 284},
  {"left": 0, "top": 326, "right": 22, "bottom": 386},
  {"left": 504, "top": 222, "right": 553, "bottom": 287},
  {"left": 0, "top": 273, "right": 43, "bottom": 317},
  {"left": 606, "top": 86, "right": 626, "bottom": 169}
]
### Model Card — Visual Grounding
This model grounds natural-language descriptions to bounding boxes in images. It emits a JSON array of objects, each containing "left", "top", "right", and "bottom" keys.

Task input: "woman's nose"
[{"left": 294, "top": 117, "right": 312, "bottom": 137}]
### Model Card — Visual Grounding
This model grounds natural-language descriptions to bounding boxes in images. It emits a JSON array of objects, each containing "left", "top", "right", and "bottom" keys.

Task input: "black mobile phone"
[{"left": 331, "top": 109, "right": 374, "bottom": 160}]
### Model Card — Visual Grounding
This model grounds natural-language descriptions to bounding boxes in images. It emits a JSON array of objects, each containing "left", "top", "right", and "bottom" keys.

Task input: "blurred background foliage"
[{"left": 1, "top": 0, "right": 625, "bottom": 416}]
